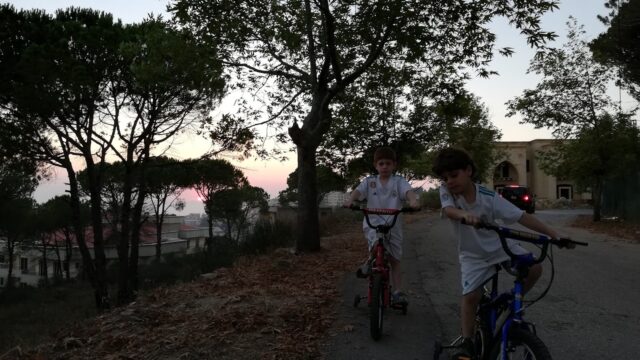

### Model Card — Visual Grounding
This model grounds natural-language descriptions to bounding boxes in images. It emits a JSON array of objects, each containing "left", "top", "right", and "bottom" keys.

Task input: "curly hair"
[{"left": 431, "top": 147, "right": 476, "bottom": 178}]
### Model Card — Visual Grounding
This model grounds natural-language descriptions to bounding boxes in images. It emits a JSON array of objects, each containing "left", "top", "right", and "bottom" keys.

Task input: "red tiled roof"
[{"left": 43, "top": 223, "right": 170, "bottom": 248}]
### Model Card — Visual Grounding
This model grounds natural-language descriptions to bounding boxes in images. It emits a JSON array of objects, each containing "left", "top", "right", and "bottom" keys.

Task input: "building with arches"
[{"left": 485, "top": 140, "right": 590, "bottom": 202}]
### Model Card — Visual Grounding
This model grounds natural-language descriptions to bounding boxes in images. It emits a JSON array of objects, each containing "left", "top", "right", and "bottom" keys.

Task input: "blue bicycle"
[{"left": 433, "top": 222, "right": 588, "bottom": 360}]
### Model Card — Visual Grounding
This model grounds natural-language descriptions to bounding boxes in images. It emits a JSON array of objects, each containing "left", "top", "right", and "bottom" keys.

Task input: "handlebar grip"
[{"left": 556, "top": 237, "right": 588, "bottom": 248}]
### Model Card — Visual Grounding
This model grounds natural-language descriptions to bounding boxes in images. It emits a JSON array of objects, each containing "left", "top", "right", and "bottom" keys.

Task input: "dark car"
[{"left": 499, "top": 185, "right": 535, "bottom": 213}]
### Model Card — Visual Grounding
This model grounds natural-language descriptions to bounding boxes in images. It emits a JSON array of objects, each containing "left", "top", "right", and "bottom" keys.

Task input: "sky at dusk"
[{"left": 4, "top": 0, "right": 632, "bottom": 214}]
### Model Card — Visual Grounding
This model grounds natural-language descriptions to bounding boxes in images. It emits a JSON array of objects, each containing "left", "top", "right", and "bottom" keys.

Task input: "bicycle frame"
[
  {"left": 475, "top": 223, "right": 587, "bottom": 360},
  {"left": 481, "top": 255, "right": 536, "bottom": 360},
  {"left": 369, "top": 233, "right": 392, "bottom": 307},
  {"left": 434, "top": 222, "right": 587, "bottom": 360},
  {"left": 361, "top": 207, "right": 402, "bottom": 308}
]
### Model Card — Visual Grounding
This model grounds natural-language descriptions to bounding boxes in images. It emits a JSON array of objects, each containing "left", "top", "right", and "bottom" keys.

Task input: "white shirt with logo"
[
  {"left": 439, "top": 183, "right": 528, "bottom": 294},
  {"left": 355, "top": 175, "right": 412, "bottom": 258}
]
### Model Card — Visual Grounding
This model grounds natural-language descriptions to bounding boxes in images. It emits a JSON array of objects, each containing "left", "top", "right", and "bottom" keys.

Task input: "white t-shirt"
[
  {"left": 355, "top": 175, "right": 412, "bottom": 258},
  {"left": 439, "top": 183, "right": 524, "bottom": 260},
  {"left": 356, "top": 175, "right": 412, "bottom": 218}
]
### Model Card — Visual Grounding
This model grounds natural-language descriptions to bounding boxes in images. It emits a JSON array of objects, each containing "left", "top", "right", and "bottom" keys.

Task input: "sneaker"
[
  {"left": 391, "top": 291, "right": 408, "bottom": 305},
  {"left": 449, "top": 337, "right": 475, "bottom": 360},
  {"left": 355, "top": 259, "right": 372, "bottom": 278}
]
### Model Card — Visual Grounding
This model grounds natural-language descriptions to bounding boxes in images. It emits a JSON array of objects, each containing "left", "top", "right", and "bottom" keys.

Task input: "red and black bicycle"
[{"left": 348, "top": 205, "right": 417, "bottom": 340}]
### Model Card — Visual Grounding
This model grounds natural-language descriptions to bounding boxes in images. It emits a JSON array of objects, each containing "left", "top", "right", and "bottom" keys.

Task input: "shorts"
[
  {"left": 364, "top": 227, "right": 403, "bottom": 260},
  {"left": 460, "top": 243, "right": 530, "bottom": 295}
]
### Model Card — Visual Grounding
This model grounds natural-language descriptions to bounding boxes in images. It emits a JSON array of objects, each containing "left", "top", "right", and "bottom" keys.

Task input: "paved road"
[
  {"left": 322, "top": 217, "right": 442, "bottom": 360},
  {"left": 324, "top": 209, "right": 640, "bottom": 359}
]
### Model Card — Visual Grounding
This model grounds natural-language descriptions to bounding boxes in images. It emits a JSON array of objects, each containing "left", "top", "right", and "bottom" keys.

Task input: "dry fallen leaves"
[
  {"left": 572, "top": 215, "right": 640, "bottom": 243},
  {"left": 16, "top": 219, "right": 370, "bottom": 360}
]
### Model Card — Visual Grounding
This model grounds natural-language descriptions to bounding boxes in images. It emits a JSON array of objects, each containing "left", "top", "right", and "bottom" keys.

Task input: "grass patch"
[{"left": 0, "top": 282, "right": 97, "bottom": 353}]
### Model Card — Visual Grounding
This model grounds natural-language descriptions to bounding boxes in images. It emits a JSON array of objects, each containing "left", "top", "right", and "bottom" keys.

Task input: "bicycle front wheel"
[
  {"left": 489, "top": 327, "right": 552, "bottom": 360},
  {"left": 370, "top": 273, "right": 384, "bottom": 340}
]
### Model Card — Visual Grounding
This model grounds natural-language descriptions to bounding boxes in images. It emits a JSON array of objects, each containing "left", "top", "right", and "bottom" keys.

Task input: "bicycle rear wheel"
[
  {"left": 370, "top": 273, "right": 384, "bottom": 340},
  {"left": 474, "top": 318, "right": 492, "bottom": 359},
  {"left": 489, "top": 327, "right": 552, "bottom": 360}
]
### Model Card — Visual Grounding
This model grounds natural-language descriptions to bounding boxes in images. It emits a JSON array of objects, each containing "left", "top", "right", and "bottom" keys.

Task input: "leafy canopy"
[{"left": 591, "top": 0, "right": 640, "bottom": 101}]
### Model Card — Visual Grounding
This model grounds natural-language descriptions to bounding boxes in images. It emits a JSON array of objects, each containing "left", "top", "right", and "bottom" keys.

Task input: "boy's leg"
[
  {"left": 450, "top": 288, "right": 482, "bottom": 359},
  {"left": 461, "top": 288, "right": 483, "bottom": 338},
  {"left": 389, "top": 256, "right": 402, "bottom": 292},
  {"left": 523, "top": 263, "right": 542, "bottom": 294},
  {"left": 388, "top": 231, "right": 403, "bottom": 293}
]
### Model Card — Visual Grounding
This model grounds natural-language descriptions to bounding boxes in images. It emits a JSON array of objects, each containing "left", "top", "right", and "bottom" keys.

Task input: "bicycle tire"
[
  {"left": 474, "top": 319, "right": 492, "bottom": 360},
  {"left": 488, "top": 327, "right": 552, "bottom": 360},
  {"left": 370, "top": 273, "right": 384, "bottom": 340}
]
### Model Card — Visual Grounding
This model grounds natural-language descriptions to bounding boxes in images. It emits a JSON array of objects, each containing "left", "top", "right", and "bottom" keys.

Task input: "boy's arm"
[
  {"left": 405, "top": 189, "right": 419, "bottom": 209},
  {"left": 442, "top": 206, "right": 481, "bottom": 225},
  {"left": 343, "top": 189, "right": 362, "bottom": 207},
  {"left": 518, "top": 213, "right": 561, "bottom": 239},
  {"left": 438, "top": 185, "right": 480, "bottom": 224}
]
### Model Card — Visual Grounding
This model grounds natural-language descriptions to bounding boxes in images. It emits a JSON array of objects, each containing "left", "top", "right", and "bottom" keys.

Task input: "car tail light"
[{"left": 523, "top": 195, "right": 530, "bottom": 201}]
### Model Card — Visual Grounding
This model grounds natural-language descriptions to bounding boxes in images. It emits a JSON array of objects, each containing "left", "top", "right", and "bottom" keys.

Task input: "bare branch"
[
  {"left": 246, "top": 88, "right": 306, "bottom": 130},
  {"left": 259, "top": 33, "right": 312, "bottom": 83},
  {"left": 223, "top": 60, "right": 304, "bottom": 81}
]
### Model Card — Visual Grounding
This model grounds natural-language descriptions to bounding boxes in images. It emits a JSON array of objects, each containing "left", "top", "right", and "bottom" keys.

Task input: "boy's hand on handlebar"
[
  {"left": 461, "top": 212, "right": 481, "bottom": 226},
  {"left": 557, "top": 237, "right": 576, "bottom": 249}
]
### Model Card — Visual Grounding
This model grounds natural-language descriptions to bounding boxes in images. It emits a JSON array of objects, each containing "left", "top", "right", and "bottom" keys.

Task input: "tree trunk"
[
  {"left": 128, "top": 186, "right": 146, "bottom": 296},
  {"left": 63, "top": 229, "right": 72, "bottom": 280},
  {"left": 67, "top": 165, "right": 110, "bottom": 310},
  {"left": 295, "top": 143, "right": 321, "bottom": 252},
  {"left": 41, "top": 239, "right": 48, "bottom": 286},
  {"left": 155, "top": 214, "right": 163, "bottom": 261},
  {"left": 290, "top": 95, "right": 332, "bottom": 253},
  {"left": 592, "top": 177, "right": 603, "bottom": 222},
  {"left": 6, "top": 238, "right": 15, "bottom": 288},
  {"left": 206, "top": 215, "right": 214, "bottom": 257},
  {"left": 117, "top": 178, "right": 133, "bottom": 305},
  {"left": 53, "top": 237, "right": 63, "bottom": 281}
]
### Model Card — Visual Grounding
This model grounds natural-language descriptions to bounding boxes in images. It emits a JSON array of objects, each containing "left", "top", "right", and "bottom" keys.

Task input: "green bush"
[
  {"left": 139, "top": 253, "right": 202, "bottom": 288},
  {"left": 420, "top": 188, "right": 441, "bottom": 209},
  {"left": 138, "top": 238, "right": 239, "bottom": 289},
  {"left": 240, "top": 219, "right": 294, "bottom": 255}
]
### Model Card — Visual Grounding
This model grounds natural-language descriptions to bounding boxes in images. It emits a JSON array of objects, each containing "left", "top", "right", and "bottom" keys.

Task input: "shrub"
[
  {"left": 138, "top": 237, "right": 239, "bottom": 289},
  {"left": 420, "top": 188, "right": 441, "bottom": 209},
  {"left": 240, "top": 219, "right": 294, "bottom": 255}
]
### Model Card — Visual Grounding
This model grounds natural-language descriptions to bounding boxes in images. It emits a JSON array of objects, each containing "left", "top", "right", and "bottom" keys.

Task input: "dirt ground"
[
  {"left": 4, "top": 219, "right": 368, "bottom": 360},
  {"left": 571, "top": 215, "right": 640, "bottom": 243},
  {"left": 5, "top": 210, "right": 629, "bottom": 360}
]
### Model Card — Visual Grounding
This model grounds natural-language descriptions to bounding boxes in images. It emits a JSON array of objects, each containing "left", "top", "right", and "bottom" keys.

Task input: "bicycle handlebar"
[
  {"left": 345, "top": 205, "right": 420, "bottom": 231},
  {"left": 461, "top": 220, "right": 588, "bottom": 265}
]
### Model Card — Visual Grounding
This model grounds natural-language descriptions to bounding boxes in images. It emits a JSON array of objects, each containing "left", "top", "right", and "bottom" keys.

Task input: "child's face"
[
  {"left": 440, "top": 166, "right": 473, "bottom": 194},
  {"left": 374, "top": 158, "right": 396, "bottom": 177}
]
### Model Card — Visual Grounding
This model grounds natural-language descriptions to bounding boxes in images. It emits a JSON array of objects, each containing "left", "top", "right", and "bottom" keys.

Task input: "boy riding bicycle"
[
  {"left": 343, "top": 146, "right": 419, "bottom": 305},
  {"left": 432, "top": 148, "right": 567, "bottom": 359}
]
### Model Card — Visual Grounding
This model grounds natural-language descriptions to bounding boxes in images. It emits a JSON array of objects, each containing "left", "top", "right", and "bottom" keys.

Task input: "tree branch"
[
  {"left": 246, "top": 88, "right": 305, "bottom": 130},
  {"left": 222, "top": 60, "right": 304, "bottom": 81},
  {"left": 318, "top": 0, "right": 342, "bottom": 83},
  {"left": 259, "top": 31, "right": 312, "bottom": 83},
  {"left": 304, "top": 0, "right": 318, "bottom": 88}
]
